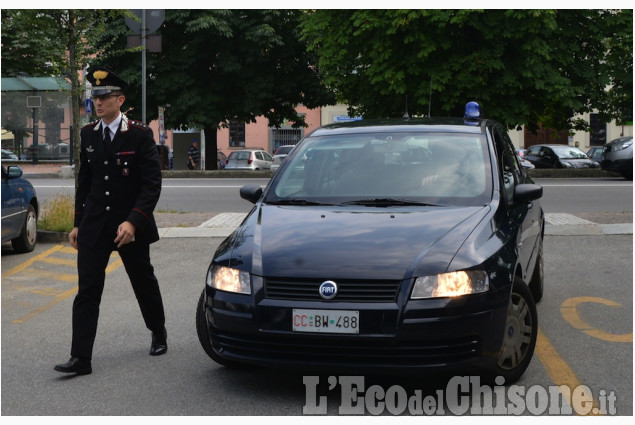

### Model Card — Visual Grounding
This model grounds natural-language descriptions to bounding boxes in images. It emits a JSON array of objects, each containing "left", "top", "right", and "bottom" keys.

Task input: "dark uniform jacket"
[{"left": 75, "top": 115, "right": 161, "bottom": 247}]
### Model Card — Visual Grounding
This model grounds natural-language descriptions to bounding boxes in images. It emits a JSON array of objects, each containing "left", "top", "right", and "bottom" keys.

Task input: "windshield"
[
  {"left": 265, "top": 132, "right": 493, "bottom": 207},
  {"left": 550, "top": 146, "right": 589, "bottom": 159}
]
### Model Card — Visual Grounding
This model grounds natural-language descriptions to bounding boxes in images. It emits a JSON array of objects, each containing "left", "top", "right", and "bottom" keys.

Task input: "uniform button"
[
  {"left": 106, "top": 206, "right": 111, "bottom": 211},
  {"left": 88, "top": 159, "right": 91, "bottom": 163},
  {"left": 105, "top": 191, "right": 110, "bottom": 196},
  {"left": 104, "top": 175, "right": 109, "bottom": 181},
  {"left": 104, "top": 160, "right": 109, "bottom": 165}
]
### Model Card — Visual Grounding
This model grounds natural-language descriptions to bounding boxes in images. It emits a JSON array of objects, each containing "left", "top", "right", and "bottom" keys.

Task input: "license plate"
[{"left": 292, "top": 309, "right": 359, "bottom": 334}]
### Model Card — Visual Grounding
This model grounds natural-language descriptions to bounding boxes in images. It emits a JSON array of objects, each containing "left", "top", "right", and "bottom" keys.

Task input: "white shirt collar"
[{"left": 101, "top": 113, "right": 122, "bottom": 137}]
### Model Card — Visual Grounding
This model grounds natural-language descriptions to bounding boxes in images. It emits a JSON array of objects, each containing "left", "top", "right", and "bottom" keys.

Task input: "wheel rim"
[
  {"left": 497, "top": 292, "right": 533, "bottom": 370},
  {"left": 25, "top": 210, "right": 37, "bottom": 246}
]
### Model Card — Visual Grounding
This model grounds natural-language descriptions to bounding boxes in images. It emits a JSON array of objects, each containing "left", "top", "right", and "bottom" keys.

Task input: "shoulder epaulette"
[
  {"left": 129, "top": 120, "right": 149, "bottom": 129},
  {"left": 82, "top": 119, "right": 100, "bottom": 129}
]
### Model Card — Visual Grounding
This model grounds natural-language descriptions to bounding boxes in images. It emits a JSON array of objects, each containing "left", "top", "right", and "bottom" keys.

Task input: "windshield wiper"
[
  {"left": 267, "top": 198, "right": 333, "bottom": 206},
  {"left": 339, "top": 198, "right": 443, "bottom": 207}
]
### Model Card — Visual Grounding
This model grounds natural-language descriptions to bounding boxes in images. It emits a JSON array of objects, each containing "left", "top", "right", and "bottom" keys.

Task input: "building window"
[
  {"left": 229, "top": 120, "right": 245, "bottom": 148},
  {"left": 272, "top": 129, "right": 302, "bottom": 151}
]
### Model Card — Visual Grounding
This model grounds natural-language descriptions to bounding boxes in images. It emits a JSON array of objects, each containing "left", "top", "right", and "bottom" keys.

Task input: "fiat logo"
[{"left": 319, "top": 281, "right": 338, "bottom": 300}]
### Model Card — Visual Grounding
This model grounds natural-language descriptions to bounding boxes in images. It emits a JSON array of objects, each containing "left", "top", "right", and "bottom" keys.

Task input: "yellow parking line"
[
  {"left": 1, "top": 245, "right": 64, "bottom": 279},
  {"left": 24, "top": 269, "right": 78, "bottom": 283},
  {"left": 536, "top": 328, "right": 601, "bottom": 415},
  {"left": 9, "top": 253, "right": 124, "bottom": 324},
  {"left": 12, "top": 286, "right": 79, "bottom": 324},
  {"left": 40, "top": 256, "right": 77, "bottom": 267}
]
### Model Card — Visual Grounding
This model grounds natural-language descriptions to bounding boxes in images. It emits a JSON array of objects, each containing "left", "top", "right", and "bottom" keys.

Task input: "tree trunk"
[{"left": 204, "top": 125, "right": 219, "bottom": 170}]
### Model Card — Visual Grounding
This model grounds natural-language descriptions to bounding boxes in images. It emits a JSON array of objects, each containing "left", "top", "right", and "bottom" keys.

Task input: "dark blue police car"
[{"left": 196, "top": 102, "right": 545, "bottom": 383}]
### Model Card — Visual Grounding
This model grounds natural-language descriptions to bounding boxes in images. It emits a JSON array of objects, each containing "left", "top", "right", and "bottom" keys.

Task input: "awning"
[{"left": 1, "top": 77, "right": 71, "bottom": 91}]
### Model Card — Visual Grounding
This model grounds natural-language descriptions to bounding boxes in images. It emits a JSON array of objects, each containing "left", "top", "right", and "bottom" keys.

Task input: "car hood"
[
  {"left": 223, "top": 204, "right": 490, "bottom": 280},
  {"left": 559, "top": 158, "right": 599, "bottom": 168}
]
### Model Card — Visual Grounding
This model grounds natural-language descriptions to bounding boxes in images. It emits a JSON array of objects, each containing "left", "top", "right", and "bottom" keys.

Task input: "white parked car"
[
  {"left": 270, "top": 144, "right": 296, "bottom": 171},
  {"left": 225, "top": 149, "right": 274, "bottom": 170}
]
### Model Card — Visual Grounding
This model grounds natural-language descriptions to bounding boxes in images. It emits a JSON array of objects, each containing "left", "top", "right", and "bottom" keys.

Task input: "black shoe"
[
  {"left": 54, "top": 357, "right": 92, "bottom": 375},
  {"left": 150, "top": 328, "right": 167, "bottom": 356}
]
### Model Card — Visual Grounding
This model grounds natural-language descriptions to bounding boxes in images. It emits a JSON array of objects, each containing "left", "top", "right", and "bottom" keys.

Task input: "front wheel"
[
  {"left": 12, "top": 204, "right": 37, "bottom": 253},
  {"left": 493, "top": 277, "right": 538, "bottom": 384}
]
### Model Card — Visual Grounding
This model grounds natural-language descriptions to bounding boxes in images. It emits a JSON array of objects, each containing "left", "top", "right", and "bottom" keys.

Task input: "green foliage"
[
  {"left": 38, "top": 193, "right": 75, "bottom": 232},
  {"left": 93, "top": 9, "right": 335, "bottom": 168},
  {"left": 301, "top": 9, "right": 633, "bottom": 131}
]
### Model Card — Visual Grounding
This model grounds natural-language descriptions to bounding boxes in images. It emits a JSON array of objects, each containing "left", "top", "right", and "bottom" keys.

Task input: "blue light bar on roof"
[{"left": 464, "top": 101, "right": 482, "bottom": 125}]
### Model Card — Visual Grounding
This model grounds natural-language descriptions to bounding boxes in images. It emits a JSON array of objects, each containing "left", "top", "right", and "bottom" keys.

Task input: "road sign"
[{"left": 125, "top": 10, "right": 164, "bottom": 34}]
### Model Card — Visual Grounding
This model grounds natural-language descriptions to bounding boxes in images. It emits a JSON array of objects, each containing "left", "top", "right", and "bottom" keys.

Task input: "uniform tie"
[{"left": 103, "top": 127, "right": 112, "bottom": 147}]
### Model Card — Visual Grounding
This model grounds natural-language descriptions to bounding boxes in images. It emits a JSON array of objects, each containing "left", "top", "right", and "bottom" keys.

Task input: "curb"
[{"left": 37, "top": 230, "right": 70, "bottom": 243}]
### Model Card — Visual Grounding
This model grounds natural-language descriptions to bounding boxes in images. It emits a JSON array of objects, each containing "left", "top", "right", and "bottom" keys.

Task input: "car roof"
[
  {"left": 307, "top": 117, "right": 488, "bottom": 138},
  {"left": 606, "top": 136, "right": 633, "bottom": 144},
  {"left": 529, "top": 144, "right": 583, "bottom": 149}
]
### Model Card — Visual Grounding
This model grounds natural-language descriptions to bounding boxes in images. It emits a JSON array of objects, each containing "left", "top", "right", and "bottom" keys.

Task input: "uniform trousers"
[{"left": 70, "top": 229, "right": 165, "bottom": 359}]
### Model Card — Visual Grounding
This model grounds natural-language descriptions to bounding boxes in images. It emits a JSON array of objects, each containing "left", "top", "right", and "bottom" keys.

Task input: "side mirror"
[
  {"left": 6, "top": 165, "right": 23, "bottom": 179},
  {"left": 240, "top": 185, "right": 263, "bottom": 204},
  {"left": 514, "top": 183, "right": 543, "bottom": 204}
]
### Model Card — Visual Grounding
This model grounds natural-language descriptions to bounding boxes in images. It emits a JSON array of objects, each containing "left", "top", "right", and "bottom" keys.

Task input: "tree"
[
  {"left": 94, "top": 9, "right": 335, "bottom": 169},
  {"left": 301, "top": 9, "right": 633, "bottom": 131},
  {"left": 1, "top": 9, "right": 127, "bottom": 178}
]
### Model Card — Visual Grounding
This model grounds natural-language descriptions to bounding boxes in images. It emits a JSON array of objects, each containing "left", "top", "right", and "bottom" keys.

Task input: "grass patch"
[
  {"left": 156, "top": 208, "right": 187, "bottom": 214},
  {"left": 38, "top": 193, "right": 75, "bottom": 232}
]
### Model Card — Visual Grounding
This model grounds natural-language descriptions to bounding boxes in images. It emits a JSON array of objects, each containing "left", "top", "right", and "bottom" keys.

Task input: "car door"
[
  {"left": 1, "top": 166, "right": 23, "bottom": 241},
  {"left": 495, "top": 127, "right": 541, "bottom": 276}
]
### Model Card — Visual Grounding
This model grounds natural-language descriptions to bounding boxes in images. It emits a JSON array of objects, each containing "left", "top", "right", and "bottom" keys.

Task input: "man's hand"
[
  {"left": 114, "top": 221, "right": 136, "bottom": 248},
  {"left": 69, "top": 227, "right": 79, "bottom": 250}
]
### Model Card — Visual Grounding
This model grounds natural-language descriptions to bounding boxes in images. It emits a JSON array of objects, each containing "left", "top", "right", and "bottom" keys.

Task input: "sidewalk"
[
  {"left": 154, "top": 212, "right": 632, "bottom": 238},
  {"left": 17, "top": 163, "right": 632, "bottom": 238}
]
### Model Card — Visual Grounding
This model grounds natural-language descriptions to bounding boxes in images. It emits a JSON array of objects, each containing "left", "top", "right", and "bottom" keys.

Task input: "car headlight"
[
  {"left": 207, "top": 265, "right": 251, "bottom": 294},
  {"left": 411, "top": 270, "right": 489, "bottom": 299}
]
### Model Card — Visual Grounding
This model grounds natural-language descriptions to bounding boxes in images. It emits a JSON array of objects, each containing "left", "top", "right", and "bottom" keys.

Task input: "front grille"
[
  {"left": 212, "top": 330, "right": 481, "bottom": 367},
  {"left": 264, "top": 277, "right": 401, "bottom": 302}
]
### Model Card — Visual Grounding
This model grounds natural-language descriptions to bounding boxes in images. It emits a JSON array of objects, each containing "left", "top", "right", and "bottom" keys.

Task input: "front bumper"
[
  {"left": 202, "top": 280, "right": 510, "bottom": 374},
  {"left": 601, "top": 157, "right": 633, "bottom": 174}
]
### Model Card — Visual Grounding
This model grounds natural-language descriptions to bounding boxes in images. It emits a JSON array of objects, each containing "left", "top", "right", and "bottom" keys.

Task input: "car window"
[
  {"left": 255, "top": 152, "right": 263, "bottom": 161},
  {"left": 550, "top": 146, "right": 588, "bottom": 159},
  {"left": 263, "top": 152, "right": 273, "bottom": 161},
  {"left": 492, "top": 126, "right": 521, "bottom": 204},
  {"left": 266, "top": 132, "right": 493, "bottom": 207},
  {"left": 229, "top": 151, "right": 251, "bottom": 161}
]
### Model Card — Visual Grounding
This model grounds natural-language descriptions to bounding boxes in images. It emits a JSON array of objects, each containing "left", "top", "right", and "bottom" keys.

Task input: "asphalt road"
[
  {"left": 29, "top": 176, "right": 633, "bottom": 217},
  {"left": 1, "top": 233, "right": 632, "bottom": 416},
  {"left": 2, "top": 176, "right": 632, "bottom": 416}
]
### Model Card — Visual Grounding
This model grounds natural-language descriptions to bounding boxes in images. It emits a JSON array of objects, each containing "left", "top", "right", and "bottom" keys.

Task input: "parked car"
[
  {"left": 601, "top": 136, "right": 633, "bottom": 180},
  {"left": 224, "top": 149, "right": 273, "bottom": 170},
  {"left": 523, "top": 145, "right": 599, "bottom": 169},
  {"left": 196, "top": 102, "right": 545, "bottom": 383},
  {"left": 217, "top": 150, "right": 227, "bottom": 170},
  {"left": 2, "top": 149, "right": 19, "bottom": 161},
  {"left": 270, "top": 144, "right": 296, "bottom": 171},
  {"left": 586, "top": 146, "right": 605, "bottom": 162},
  {"left": 2, "top": 165, "right": 39, "bottom": 252}
]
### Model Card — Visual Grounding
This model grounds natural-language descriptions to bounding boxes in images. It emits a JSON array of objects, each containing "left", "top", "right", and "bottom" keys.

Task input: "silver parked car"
[
  {"left": 601, "top": 136, "right": 633, "bottom": 180},
  {"left": 225, "top": 149, "right": 274, "bottom": 170},
  {"left": 270, "top": 144, "right": 296, "bottom": 171}
]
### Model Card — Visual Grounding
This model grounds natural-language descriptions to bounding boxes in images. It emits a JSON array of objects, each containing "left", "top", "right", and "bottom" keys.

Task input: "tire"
[
  {"left": 528, "top": 242, "right": 544, "bottom": 303},
  {"left": 11, "top": 204, "right": 37, "bottom": 253},
  {"left": 195, "top": 289, "right": 247, "bottom": 368},
  {"left": 493, "top": 277, "right": 538, "bottom": 384}
]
